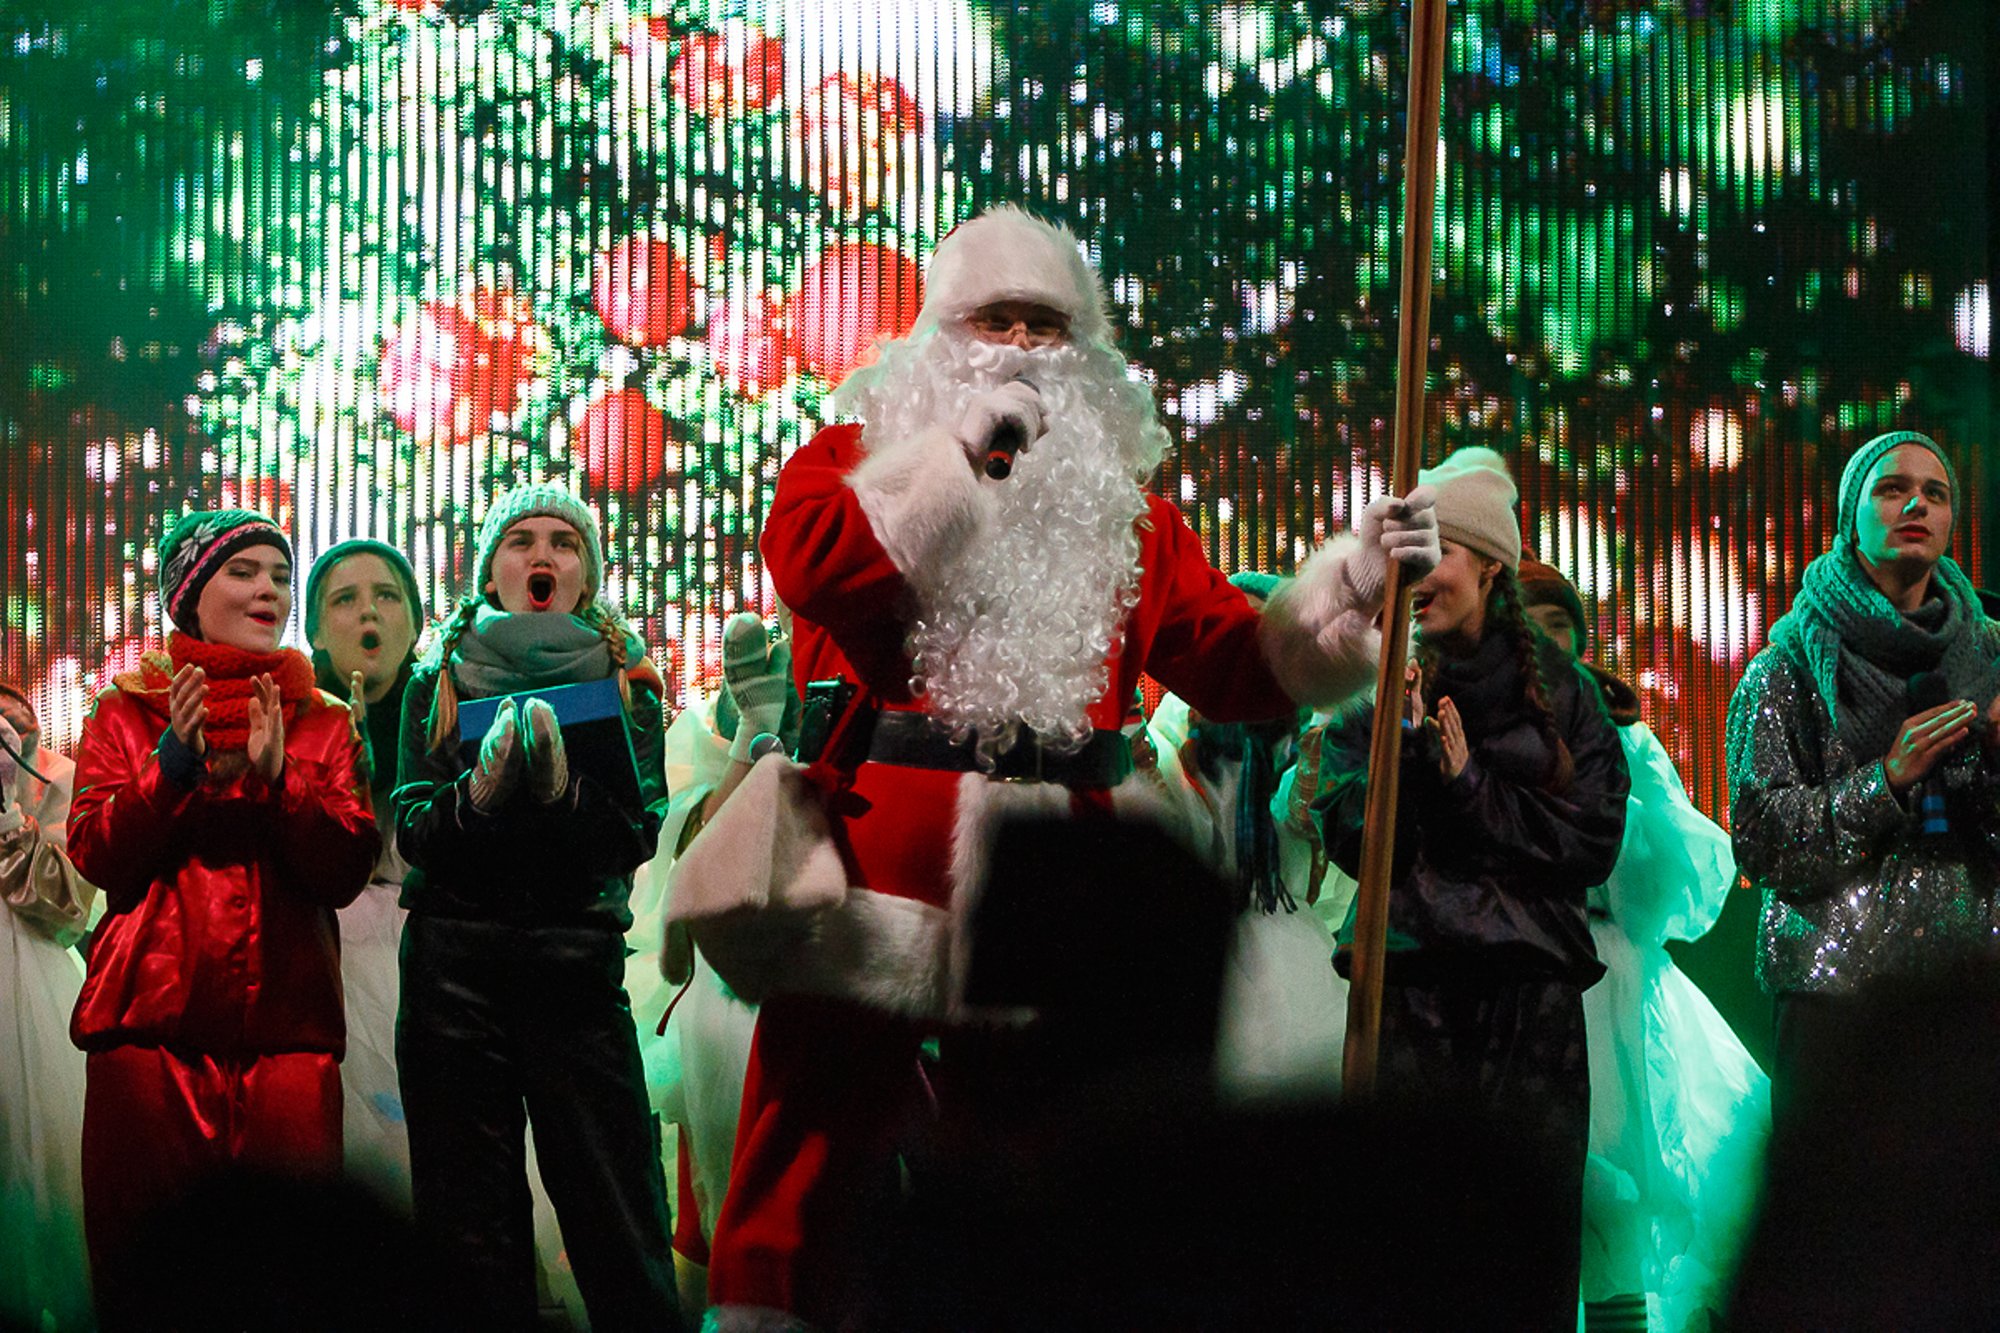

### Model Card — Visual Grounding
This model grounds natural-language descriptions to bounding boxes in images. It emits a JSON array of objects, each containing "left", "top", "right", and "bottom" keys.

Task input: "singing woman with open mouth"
[
  {"left": 304, "top": 538, "right": 426, "bottom": 1207},
  {"left": 391, "top": 483, "right": 684, "bottom": 1332}
]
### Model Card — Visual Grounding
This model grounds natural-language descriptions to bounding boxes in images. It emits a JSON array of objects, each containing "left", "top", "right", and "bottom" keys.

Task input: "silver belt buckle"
[{"left": 993, "top": 736, "right": 1046, "bottom": 783}]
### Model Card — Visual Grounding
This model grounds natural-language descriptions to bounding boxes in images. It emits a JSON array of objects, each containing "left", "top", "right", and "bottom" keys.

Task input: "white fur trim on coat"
[
  {"left": 673, "top": 751, "right": 1195, "bottom": 1020},
  {"left": 781, "top": 887, "right": 954, "bottom": 1016},
  {"left": 848, "top": 423, "right": 988, "bottom": 577},
  {"left": 1258, "top": 532, "right": 1382, "bottom": 711},
  {"left": 916, "top": 206, "right": 1113, "bottom": 345}
]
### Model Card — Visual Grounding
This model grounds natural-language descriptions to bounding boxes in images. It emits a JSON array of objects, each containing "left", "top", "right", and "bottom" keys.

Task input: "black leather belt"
[{"left": 865, "top": 710, "right": 1134, "bottom": 787}]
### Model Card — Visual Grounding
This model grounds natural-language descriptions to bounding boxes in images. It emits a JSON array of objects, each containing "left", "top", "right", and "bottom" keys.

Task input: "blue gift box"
[{"left": 457, "top": 676, "right": 641, "bottom": 812}]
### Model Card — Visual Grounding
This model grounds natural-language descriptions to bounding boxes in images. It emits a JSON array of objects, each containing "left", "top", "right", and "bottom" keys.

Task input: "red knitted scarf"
[{"left": 116, "top": 632, "right": 319, "bottom": 751}]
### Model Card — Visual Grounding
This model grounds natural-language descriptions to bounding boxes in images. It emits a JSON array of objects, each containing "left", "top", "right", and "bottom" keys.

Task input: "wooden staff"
[{"left": 1341, "top": 0, "right": 1452, "bottom": 1097}]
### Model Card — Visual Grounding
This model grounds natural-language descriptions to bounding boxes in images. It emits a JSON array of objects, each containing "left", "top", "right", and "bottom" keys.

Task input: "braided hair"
[
  {"left": 1487, "top": 568, "right": 1574, "bottom": 793},
  {"left": 423, "top": 596, "right": 638, "bottom": 753},
  {"left": 1414, "top": 565, "right": 1574, "bottom": 794}
]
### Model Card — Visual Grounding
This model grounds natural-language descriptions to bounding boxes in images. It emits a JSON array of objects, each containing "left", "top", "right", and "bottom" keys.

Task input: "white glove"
[
  {"left": 522, "top": 697, "right": 569, "bottom": 804},
  {"left": 467, "top": 698, "right": 523, "bottom": 813},
  {"left": 722, "top": 611, "right": 792, "bottom": 762},
  {"left": 1347, "top": 485, "right": 1440, "bottom": 606},
  {"left": 950, "top": 380, "right": 1045, "bottom": 470}
]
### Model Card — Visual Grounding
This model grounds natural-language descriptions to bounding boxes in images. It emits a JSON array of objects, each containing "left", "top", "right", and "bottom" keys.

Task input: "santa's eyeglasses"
[{"left": 964, "top": 310, "right": 1070, "bottom": 347}]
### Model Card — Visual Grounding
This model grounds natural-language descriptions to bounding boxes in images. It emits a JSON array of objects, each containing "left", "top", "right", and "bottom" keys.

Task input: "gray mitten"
[
  {"left": 468, "top": 698, "right": 523, "bottom": 813},
  {"left": 522, "top": 697, "right": 569, "bottom": 804},
  {"left": 722, "top": 611, "right": 792, "bottom": 762}
]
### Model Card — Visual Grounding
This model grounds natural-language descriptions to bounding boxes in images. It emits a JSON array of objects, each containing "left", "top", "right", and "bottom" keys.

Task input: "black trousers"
[
  {"left": 398, "top": 915, "right": 683, "bottom": 1333},
  {"left": 1379, "top": 975, "right": 1591, "bottom": 1333}
]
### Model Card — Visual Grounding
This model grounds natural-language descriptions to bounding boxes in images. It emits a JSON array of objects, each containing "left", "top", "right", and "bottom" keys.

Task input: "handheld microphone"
[
  {"left": 982, "top": 375, "right": 1038, "bottom": 480},
  {"left": 749, "top": 732, "right": 787, "bottom": 762},
  {"left": 1907, "top": 671, "right": 1953, "bottom": 838}
]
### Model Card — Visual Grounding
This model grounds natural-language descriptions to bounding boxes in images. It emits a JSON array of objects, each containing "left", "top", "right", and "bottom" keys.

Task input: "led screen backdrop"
[{"left": 1, "top": 0, "right": 1991, "bottom": 831}]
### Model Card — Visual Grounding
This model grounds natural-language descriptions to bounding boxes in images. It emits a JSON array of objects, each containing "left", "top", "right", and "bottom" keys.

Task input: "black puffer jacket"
[
  {"left": 1312, "top": 630, "right": 1628, "bottom": 986},
  {"left": 393, "top": 661, "right": 667, "bottom": 931}
]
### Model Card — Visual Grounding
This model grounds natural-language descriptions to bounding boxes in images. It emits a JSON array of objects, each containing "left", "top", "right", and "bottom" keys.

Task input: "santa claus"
[{"left": 675, "top": 205, "right": 1438, "bottom": 1329}]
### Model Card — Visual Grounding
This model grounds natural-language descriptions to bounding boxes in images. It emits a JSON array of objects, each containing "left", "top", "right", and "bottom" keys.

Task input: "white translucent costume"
[
  {"left": 340, "top": 826, "right": 413, "bottom": 1207},
  {"left": 627, "top": 696, "right": 759, "bottom": 1263},
  {"left": 1148, "top": 695, "right": 1352, "bottom": 1101},
  {"left": 0, "top": 732, "right": 93, "bottom": 1333},
  {"left": 1580, "top": 719, "right": 1770, "bottom": 1331}
]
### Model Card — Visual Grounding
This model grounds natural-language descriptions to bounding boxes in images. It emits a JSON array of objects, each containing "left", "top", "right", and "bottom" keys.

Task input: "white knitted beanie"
[{"left": 1416, "top": 447, "right": 1521, "bottom": 571}]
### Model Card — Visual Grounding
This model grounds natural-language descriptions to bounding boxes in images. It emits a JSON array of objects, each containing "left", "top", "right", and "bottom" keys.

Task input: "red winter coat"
[{"left": 68, "top": 686, "right": 378, "bottom": 1059}]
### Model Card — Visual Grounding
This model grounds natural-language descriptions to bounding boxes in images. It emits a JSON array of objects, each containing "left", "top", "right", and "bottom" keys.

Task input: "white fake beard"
[{"left": 835, "top": 327, "right": 1172, "bottom": 753}]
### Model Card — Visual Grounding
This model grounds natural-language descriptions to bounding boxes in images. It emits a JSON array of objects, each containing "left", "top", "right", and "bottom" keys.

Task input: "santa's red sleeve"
[
  {"left": 762, "top": 422, "right": 994, "bottom": 693},
  {"left": 760, "top": 425, "right": 910, "bottom": 634},
  {"left": 1140, "top": 496, "right": 1381, "bottom": 718},
  {"left": 1138, "top": 497, "right": 1294, "bottom": 721}
]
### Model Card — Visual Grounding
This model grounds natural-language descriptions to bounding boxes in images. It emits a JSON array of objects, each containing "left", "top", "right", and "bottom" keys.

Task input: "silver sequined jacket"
[{"left": 1727, "top": 641, "right": 2000, "bottom": 996}]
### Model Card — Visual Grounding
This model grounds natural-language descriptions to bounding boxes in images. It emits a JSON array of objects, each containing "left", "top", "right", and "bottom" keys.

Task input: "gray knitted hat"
[
  {"left": 474, "top": 483, "right": 604, "bottom": 602},
  {"left": 1838, "top": 430, "right": 1957, "bottom": 545}
]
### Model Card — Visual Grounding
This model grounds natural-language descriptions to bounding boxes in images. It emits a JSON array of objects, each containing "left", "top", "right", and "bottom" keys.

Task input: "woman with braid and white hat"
[
  {"left": 1313, "top": 448, "right": 1630, "bottom": 1329},
  {"left": 393, "top": 483, "right": 684, "bottom": 1332}
]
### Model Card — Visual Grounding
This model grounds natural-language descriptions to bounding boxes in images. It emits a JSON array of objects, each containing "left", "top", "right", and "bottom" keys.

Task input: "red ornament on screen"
[
  {"left": 218, "top": 476, "right": 295, "bottom": 529},
  {"left": 705, "top": 291, "right": 790, "bottom": 397},
  {"left": 380, "top": 293, "right": 542, "bottom": 446},
  {"left": 784, "top": 242, "right": 924, "bottom": 383},
  {"left": 594, "top": 235, "right": 695, "bottom": 348},
  {"left": 795, "top": 72, "right": 924, "bottom": 217},
  {"left": 669, "top": 30, "right": 786, "bottom": 116},
  {"left": 577, "top": 387, "right": 674, "bottom": 493}
]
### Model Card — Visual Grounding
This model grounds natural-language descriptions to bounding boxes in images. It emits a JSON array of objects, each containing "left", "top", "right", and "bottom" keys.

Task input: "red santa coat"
[{"left": 744, "top": 422, "right": 1367, "bottom": 1015}]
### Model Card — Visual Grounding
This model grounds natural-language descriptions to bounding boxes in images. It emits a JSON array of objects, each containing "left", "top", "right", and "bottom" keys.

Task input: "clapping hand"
[
  {"left": 1883, "top": 698, "right": 1976, "bottom": 796},
  {"left": 1402, "top": 662, "right": 1466, "bottom": 779},
  {"left": 1435, "top": 697, "right": 1469, "bottom": 780},
  {"left": 245, "top": 672, "right": 287, "bottom": 784},
  {"left": 169, "top": 662, "right": 209, "bottom": 756},
  {"left": 347, "top": 670, "right": 376, "bottom": 784}
]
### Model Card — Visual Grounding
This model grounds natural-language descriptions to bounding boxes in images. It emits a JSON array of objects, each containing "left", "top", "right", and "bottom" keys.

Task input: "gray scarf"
[
  {"left": 450, "top": 605, "right": 625, "bottom": 696},
  {"left": 1768, "top": 539, "right": 2000, "bottom": 762}
]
